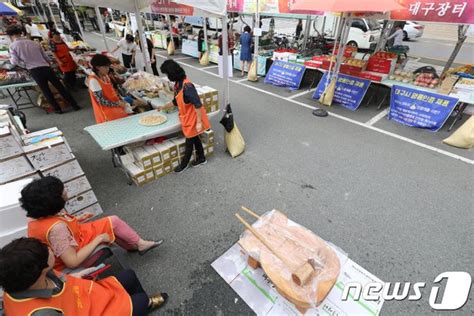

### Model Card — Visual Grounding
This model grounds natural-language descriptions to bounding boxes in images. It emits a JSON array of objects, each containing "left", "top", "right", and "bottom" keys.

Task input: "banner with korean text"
[
  {"left": 391, "top": 0, "right": 473, "bottom": 24},
  {"left": 264, "top": 60, "right": 306, "bottom": 90},
  {"left": 389, "top": 85, "right": 459, "bottom": 131}
]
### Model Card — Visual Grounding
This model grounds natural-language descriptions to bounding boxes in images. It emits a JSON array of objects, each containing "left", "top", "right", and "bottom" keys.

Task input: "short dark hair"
[
  {"left": 126, "top": 34, "right": 134, "bottom": 42},
  {"left": 20, "top": 176, "right": 65, "bottom": 219},
  {"left": 47, "top": 21, "right": 55, "bottom": 28},
  {"left": 160, "top": 59, "right": 186, "bottom": 82},
  {"left": 0, "top": 238, "right": 49, "bottom": 293},
  {"left": 51, "top": 30, "right": 61, "bottom": 36},
  {"left": 244, "top": 25, "right": 251, "bottom": 33},
  {"left": 90, "top": 53, "right": 112, "bottom": 73},
  {"left": 6, "top": 25, "right": 22, "bottom": 36}
]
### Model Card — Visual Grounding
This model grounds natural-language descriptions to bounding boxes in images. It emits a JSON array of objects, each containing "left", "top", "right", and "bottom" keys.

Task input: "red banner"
[
  {"left": 151, "top": 0, "right": 195, "bottom": 16},
  {"left": 391, "top": 0, "right": 474, "bottom": 24},
  {"left": 227, "top": 0, "right": 322, "bottom": 16}
]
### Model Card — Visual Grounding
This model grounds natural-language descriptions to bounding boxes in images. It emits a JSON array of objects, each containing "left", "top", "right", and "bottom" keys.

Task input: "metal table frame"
[{"left": 0, "top": 81, "right": 39, "bottom": 111}]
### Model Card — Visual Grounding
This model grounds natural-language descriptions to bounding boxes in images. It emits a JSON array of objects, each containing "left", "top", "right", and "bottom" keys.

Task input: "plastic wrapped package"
[
  {"left": 123, "top": 71, "right": 164, "bottom": 91},
  {"left": 238, "top": 210, "right": 342, "bottom": 312}
]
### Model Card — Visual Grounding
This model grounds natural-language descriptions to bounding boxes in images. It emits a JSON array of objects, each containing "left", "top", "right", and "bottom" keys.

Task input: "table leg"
[
  {"left": 448, "top": 103, "right": 466, "bottom": 132},
  {"left": 5, "top": 88, "right": 19, "bottom": 108},
  {"left": 111, "top": 148, "right": 133, "bottom": 185}
]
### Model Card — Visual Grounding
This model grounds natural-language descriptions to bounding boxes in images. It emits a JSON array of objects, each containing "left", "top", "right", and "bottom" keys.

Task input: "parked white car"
[{"left": 403, "top": 21, "right": 424, "bottom": 40}]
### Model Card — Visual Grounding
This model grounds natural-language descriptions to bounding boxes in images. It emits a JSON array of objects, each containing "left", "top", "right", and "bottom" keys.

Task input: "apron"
[
  {"left": 53, "top": 41, "right": 77, "bottom": 73},
  {"left": 28, "top": 213, "right": 115, "bottom": 271},
  {"left": 88, "top": 73, "right": 128, "bottom": 124},
  {"left": 175, "top": 79, "right": 210, "bottom": 138}
]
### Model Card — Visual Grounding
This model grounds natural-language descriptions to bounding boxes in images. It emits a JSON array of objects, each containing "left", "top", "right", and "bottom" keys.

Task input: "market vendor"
[
  {"left": 386, "top": 25, "right": 404, "bottom": 48},
  {"left": 240, "top": 26, "right": 252, "bottom": 77},
  {"left": 7, "top": 25, "right": 80, "bottom": 114},
  {"left": 111, "top": 34, "right": 137, "bottom": 69},
  {"left": 88, "top": 54, "right": 130, "bottom": 123},
  {"left": 50, "top": 30, "right": 78, "bottom": 89},
  {"left": 22, "top": 176, "right": 164, "bottom": 270},
  {"left": 158, "top": 60, "right": 210, "bottom": 173},
  {"left": 25, "top": 17, "right": 42, "bottom": 41},
  {"left": 0, "top": 238, "right": 168, "bottom": 316}
]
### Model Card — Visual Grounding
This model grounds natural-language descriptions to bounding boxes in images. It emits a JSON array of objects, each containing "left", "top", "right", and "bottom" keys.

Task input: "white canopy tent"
[{"left": 75, "top": 0, "right": 153, "bottom": 73}]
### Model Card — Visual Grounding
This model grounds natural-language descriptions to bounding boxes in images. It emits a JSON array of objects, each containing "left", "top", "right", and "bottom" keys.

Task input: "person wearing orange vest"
[
  {"left": 88, "top": 54, "right": 130, "bottom": 124},
  {"left": 22, "top": 176, "right": 163, "bottom": 271},
  {"left": 158, "top": 59, "right": 211, "bottom": 173},
  {"left": 50, "top": 30, "right": 78, "bottom": 89},
  {"left": 0, "top": 237, "right": 168, "bottom": 316}
]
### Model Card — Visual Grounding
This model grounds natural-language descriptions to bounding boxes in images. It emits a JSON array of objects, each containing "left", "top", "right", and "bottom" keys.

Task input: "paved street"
[{"left": 3, "top": 30, "right": 473, "bottom": 315}]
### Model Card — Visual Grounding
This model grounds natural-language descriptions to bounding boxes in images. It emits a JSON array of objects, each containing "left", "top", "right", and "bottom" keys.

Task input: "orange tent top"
[{"left": 291, "top": 0, "right": 403, "bottom": 13}]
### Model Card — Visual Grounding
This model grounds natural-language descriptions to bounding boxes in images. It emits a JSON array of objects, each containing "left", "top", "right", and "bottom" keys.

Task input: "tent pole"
[
  {"left": 375, "top": 20, "right": 394, "bottom": 53},
  {"left": 333, "top": 15, "right": 352, "bottom": 76},
  {"left": 203, "top": 17, "right": 208, "bottom": 53},
  {"left": 302, "top": 15, "right": 311, "bottom": 51},
  {"left": 222, "top": 14, "right": 229, "bottom": 106},
  {"left": 253, "top": 0, "right": 260, "bottom": 79},
  {"left": 135, "top": 0, "right": 152, "bottom": 73},
  {"left": 95, "top": 6, "right": 109, "bottom": 51},
  {"left": 441, "top": 24, "right": 468, "bottom": 78},
  {"left": 70, "top": 0, "right": 84, "bottom": 39}
]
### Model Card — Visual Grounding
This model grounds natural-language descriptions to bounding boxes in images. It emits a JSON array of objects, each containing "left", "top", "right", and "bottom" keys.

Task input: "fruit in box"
[
  {"left": 389, "top": 70, "right": 414, "bottom": 83},
  {"left": 413, "top": 72, "right": 439, "bottom": 88},
  {"left": 345, "top": 58, "right": 365, "bottom": 67}
]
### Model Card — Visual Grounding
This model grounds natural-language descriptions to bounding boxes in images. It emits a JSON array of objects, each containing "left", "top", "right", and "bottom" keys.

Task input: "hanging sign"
[
  {"left": 150, "top": 0, "right": 195, "bottom": 16},
  {"left": 264, "top": 60, "right": 305, "bottom": 90},
  {"left": 388, "top": 85, "right": 459, "bottom": 131},
  {"left": 391, "top": 0, "right": 474, "bottom": 24},
  {"left": 227, "top": 0, "right": 323, "bottom": 16},
  {"left": 313, "top": 73, "right": 371, "bottom": 111}
]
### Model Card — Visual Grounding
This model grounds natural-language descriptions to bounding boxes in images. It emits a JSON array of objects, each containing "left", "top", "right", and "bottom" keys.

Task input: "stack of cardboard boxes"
[
  {"left": 123, "top": 129, "right": 215, "bottom": 186},
  {"left": 195, "top": 86, "right": 219, "bottom": 113},
  {"left": 0, "top": 122, "right": 106, "bottom": 247}
]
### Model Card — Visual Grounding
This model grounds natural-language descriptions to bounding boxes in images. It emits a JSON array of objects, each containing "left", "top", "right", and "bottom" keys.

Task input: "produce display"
[
  {"left": 389, "top": 70, "right": 414, "bottom": 83},
  {"left": 371, "top": 51, "right": 397, "bottom": 60},
  {"left": 413, "top": 72, "right": 439, "bottom": 88},
  {"left": 123, "top": 71, "right": 165, "bottom": 91},
  {"left": 138, "top": 113, "right": 168, "bottom": 126},
  {"left": 344, "top": 58, "right": 366, "bottom": 68},
  {"left": 0, "top": 69, "right": 30, "bottom": 86}
]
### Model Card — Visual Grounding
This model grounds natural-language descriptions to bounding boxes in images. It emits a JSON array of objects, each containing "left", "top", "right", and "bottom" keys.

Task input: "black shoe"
[
  {"left": 174, "top": 164, "right": 189, "bottom": 173},
  {"left": 191, "top": 158, "right": 207, "bottom": 167},
  {"left": 55, "top": 109, "right": 64, "bottom": 114}
]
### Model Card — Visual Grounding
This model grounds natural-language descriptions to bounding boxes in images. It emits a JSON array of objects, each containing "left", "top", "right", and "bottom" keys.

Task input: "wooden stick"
[
  {"left": 235, "top": 213, "right": 293, "bottom": 268},
  {"left": 240, "top": 206, "right": 261, "bottom": 219}
]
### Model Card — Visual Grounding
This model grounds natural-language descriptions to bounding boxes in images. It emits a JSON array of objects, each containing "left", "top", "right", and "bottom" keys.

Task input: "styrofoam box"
[
  {"left": 0, "top": 134, "right": 23, "bottom": 161},
  {"left": 0, "top": 155, "right": 35, "bottom": 184},
  {"left": 65, "top": 190, "right": 97, "bottom": 214},
  {"left": 21, "top": 127, "right": 62, "bottom": 146},
  {"left": 74, "top": 203, "right": 104, "bottom": 223},
  {"left": 64, "top": 176, "right": 92, "bottom": 199},
  {"left": 0, "top": 227, "right": 27, "bottom": 248},
  {"left": 0, "top": 178, "right": 33, "bottom": 234},
  {"left": 41, "top": 159, "right": 84, "bottom": 182},
  {"left": 25, "top": 142, "right": 74, "bottom": 170}
]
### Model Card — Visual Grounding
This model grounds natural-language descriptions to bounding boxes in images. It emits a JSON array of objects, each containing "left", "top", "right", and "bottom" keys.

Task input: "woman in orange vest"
[
  {"left": 158, "top": 59, "right": 210, "bottom": 173},
  {"left": 88, "top": 54, "right": 129, "bottom": 124},
  {"left": 0, "top": 237, "right": 168, "bottom": 316},
  {"left": 23, "top": 176, "right": 163, "bottom": 271},
  {"left": 50, "top": 30, "right": 78, "bottom": 89}
]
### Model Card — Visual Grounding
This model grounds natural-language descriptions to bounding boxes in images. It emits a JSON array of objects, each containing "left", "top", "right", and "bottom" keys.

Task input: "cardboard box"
[
  {"left": 124, "top": 163, "right": 148, "bottom": 186},
  {"left": 144, "top": 168, "right": 155, "bottom": 183},
  {"left": 153, "top": 142, "right": 172, "bottom": 162},
  {"left": 0, "top": 134, "right": 23, "bottom": 161},
  {"left": 0, "top": 156, "right": 35, "bottom": 184},
  {"left": 170, "top": 157, "right": 180, "bottom": 169},
  {"left": 143, "top": 145, "right": 162, "bottom": 166},
  {"left": 162, "top": 161, "right": 172, "bottom": 174},
  {"left": 357, "top": 71, "right": 385, "bottom": 82},
  {"left": 64, "top": 176, "right": 92, "bottom": 199},
  {"left": 21, "top": 127, "right": 63, "bottom": 146},
  {"left": 200, "top": 130, "right": 214, "bottom": 144},
  {"left": 74, "top": 203, "right": 103, "bottom": 223},
  {"left": 24, "top": 140, "right": 74, "bottom": 170},
  {"left": 126, "top": 146, "right": 153, "bottom": 170},
  {"left": 41, "top": 159, "right": 84, "bottom": 182},
  {"left": 65, "top": 190, "right": 97, "bottom": 214},
  {"left": 366, "top": 57, "right": 396, "bottom": 74},
  {"left": 170, "top": 137, "right": 186, "bottom": 156},
  {"left": 153, "top": 165, "right": 165, "bottom": 179},
  {"left": 205, "top": 143, "right": 215, "bottom": 157}
]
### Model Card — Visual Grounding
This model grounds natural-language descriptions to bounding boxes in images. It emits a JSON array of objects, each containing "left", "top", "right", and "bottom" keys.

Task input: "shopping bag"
[
  {"left": 224, "top": 123, "right": 245, "bottom": 158},
  {"left": 443, "top": 116, "right": 474, "bottom": 149},
  {"left": 200, "top": 51, "right": 209, "bottom": 66},
  {"left": 202, "top": 41, "right": 207, "bottom": 52},
  {"left": 219, "top": 104, "right": 234, "bottom": 133},
  {"left": 167, "top": 39, "right": 175, "bottom": 55},
  {"left": 247, "top": 59, "right": 258, "bottom": 82}
]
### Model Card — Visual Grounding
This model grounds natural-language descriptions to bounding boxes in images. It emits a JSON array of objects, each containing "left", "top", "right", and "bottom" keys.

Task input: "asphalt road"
[
  {"left": 407, "top": 37, "right": 474, "bottom": 65},
  {"left": 8, "top": 32, "right": 473, "bottom": 315}
]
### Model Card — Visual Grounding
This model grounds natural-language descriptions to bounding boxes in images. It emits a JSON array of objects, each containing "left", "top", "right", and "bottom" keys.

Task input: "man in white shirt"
[
  {"left": 387, "top": 25, "right": 404, "bottom": 47},
  {"left": 25, "top": 17, "right": 42, "bottom": 41},
  {"left": 111, "top": 34, "right": 137, "bottom": 69}
]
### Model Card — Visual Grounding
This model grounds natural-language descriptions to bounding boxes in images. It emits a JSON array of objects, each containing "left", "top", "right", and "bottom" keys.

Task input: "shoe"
[
  {"left": 191, "top": 158, "right": 207, "bottom": 167},
  {"left": 174, "top": 164, "right": 189, "bottom": 173},
  {"left": 138, "top": 239, "right": 164, "bottom": 256},
  {"left": 55, "top": 109, "right": 64, "bottom": 114},
  {"left": 148, "top": 293, "right": 168, "bottom": 311}
]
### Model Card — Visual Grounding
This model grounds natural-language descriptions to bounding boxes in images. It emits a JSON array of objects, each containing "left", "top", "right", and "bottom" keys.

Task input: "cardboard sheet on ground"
[{"left": 212, "top": 243, "right": 384, "bottom": 315}]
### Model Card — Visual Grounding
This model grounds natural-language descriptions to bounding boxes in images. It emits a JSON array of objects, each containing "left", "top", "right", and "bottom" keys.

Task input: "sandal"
[
  {"left": 148, "top": 292, "right": 168, "bottom": 311},
  {"left": 138, "top": 239, "right": 164, "bottom": 256}
]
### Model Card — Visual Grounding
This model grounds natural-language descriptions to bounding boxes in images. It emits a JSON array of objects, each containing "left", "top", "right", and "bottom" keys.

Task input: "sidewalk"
[{"left": 422, "top": 22, "right": 474, "bottom": 43}]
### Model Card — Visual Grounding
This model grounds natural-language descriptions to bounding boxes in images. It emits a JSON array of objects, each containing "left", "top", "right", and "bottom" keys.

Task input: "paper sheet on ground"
[{"left": 212, "top": 243, "right": 384, "bottom": 316}]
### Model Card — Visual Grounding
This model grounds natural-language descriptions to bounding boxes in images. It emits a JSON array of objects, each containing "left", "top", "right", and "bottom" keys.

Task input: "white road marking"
[
  {"left": 201, "top": 65, "right": 218, "bottom": 70},
  {"left": 236, "top": 77, "right": 249, "bottom": 83},
  {"left": 366, "top": 108, "right": 389, "bottom": 126},
  {"left": 288, "top": 89, "right": 315, "bottom": 100},
  {"left": 118, "top": 40, "right": 474, "bottom": 165},
  {"left": 92, "top": 32, "right": 119, "bottom": 42}
]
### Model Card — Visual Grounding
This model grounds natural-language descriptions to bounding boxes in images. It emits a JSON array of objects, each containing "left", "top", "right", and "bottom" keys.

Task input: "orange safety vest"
[
  {"left": 3, "top": 271, "right": 132, "bottom": 316},
  {"left": 52, "top": 41, "right": 77, "bottom": 73},
  {"left": 28, "top": 213, "right": 115, "bottom": 271},
  {"left": 176, "top": 79, "right": 210, "bottom": 138},
  {"left": 88, "top": 73, "right": 128, "bottom": 124}
]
